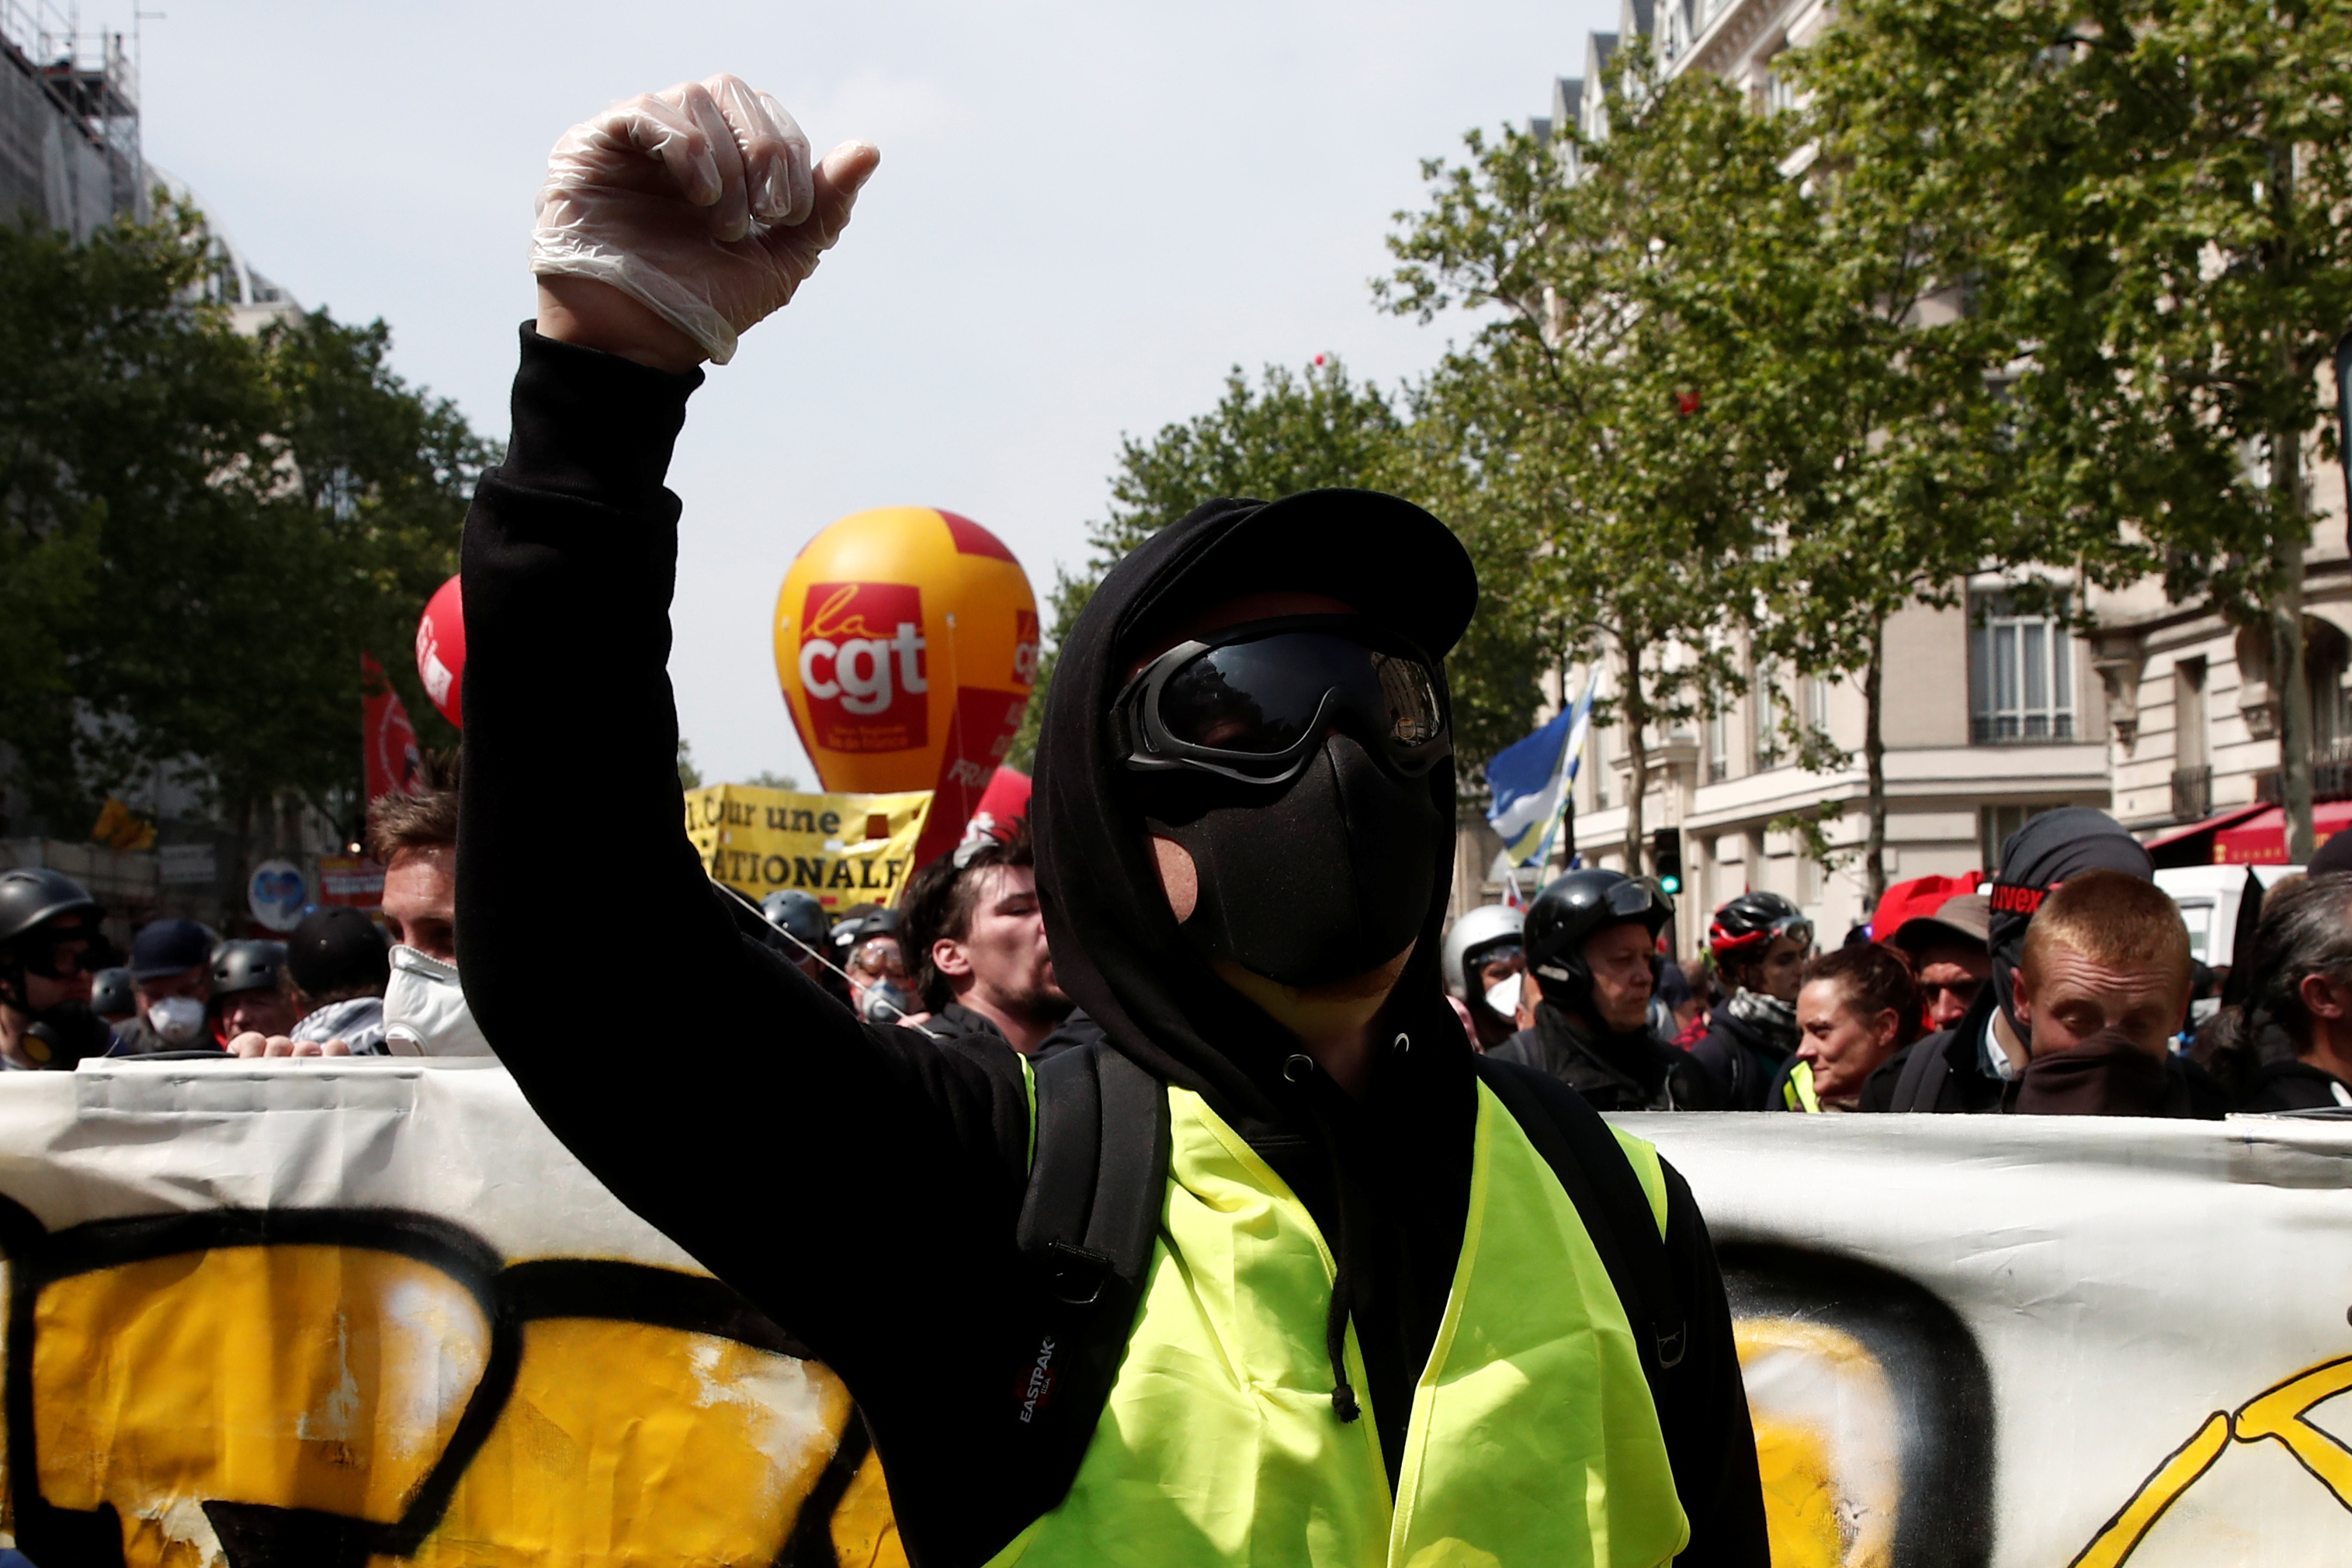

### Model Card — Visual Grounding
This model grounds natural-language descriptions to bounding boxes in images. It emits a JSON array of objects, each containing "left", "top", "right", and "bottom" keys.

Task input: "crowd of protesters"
[
  {"left": 1439, "top": 804, "right": 2352, "bottom": 1120},
  {"left": 5, "top": 776, "right": 2347, "bottom": 1123}
]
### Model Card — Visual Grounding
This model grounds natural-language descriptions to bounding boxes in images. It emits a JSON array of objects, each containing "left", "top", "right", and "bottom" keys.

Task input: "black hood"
[
  {"left": 1031, "top": 489, "right": 1477, "bottom": 1124},
  {"left": 1988, "top": 807, "right": 2153, "bottom": 1037}
]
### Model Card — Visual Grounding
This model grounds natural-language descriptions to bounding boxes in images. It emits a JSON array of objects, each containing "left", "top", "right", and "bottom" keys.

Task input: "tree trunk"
[
  {"left": 1864, "top": 617, "right": 1888, "bottom": 904},
  {"left": 1621, "top": 635, "right": 1649, "bottom": 875},
  {"left": 2275, "top": 439, "right": 2316, "bottom": 862},
  {"left": 2270, "top": 137, "right": 2316, "bottom": 863}
]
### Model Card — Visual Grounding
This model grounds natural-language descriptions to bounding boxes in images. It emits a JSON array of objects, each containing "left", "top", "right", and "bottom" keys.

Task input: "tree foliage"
[
  {"left": 1008, "top": 358, "right": 1408, "bottom": 768},
  {"left": 0, "top": 203, "right": 493, "bottom": 841},
  {"left": 1384, "top": 51, "right": 1795, "bottom": 867},
  {"left": 1804, "top": 0, "right": 2352, "bottom": 857}
]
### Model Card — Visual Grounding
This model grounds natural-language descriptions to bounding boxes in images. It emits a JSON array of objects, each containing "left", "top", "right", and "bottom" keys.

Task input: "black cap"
[
  {"left": 1116, "top": 490, "right": 1479, "bottom": 663},
  {"left": 285, "top": 906, "right": 390, "bottom": 997},
  {"left": 1988, "top": 807, "right": 2152, "bottom": 1032},
  {"left": 129, "top": 918, "right": 213, "bottom": 980}
]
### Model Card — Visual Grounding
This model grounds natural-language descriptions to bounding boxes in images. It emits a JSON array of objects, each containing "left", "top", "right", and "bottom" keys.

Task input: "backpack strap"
[
  {"left": 1472, "top": 1055, "right": 1687, "bottom": 1379},
  {"left": 1002, "top": 1039, "right": 1172, "bottom": 1521}
]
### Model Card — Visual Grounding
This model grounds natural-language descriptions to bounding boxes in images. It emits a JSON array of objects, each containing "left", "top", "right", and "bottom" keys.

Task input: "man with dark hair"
[
  {"left": 456, "top": 75, "right": 1763, "bottom": 1566},
  {"left": 2206, "top": 872, "right": 2352, "bottom": 1109},
  {"left": 897, "top": 823, "right": 1070, "bottom": 1053}
]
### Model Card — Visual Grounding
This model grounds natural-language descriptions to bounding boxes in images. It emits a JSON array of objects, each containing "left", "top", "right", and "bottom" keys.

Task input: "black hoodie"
[{"left": 459, "top": 328, "right": 1763, "bottom": 1566}]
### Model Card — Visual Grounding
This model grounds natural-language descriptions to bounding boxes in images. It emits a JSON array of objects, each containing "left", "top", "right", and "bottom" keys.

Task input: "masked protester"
[
  {"left": 373, "top": 751, "right": 491, "bottom": 1059},
  {"left": 0, "top": 869, "right": 119, "bottom": 1070},
  {"left": 1686, "top": 893, "right": 1813, "bottom": 1110},
  {"left": 456, "top": 75, "right": 1765, "bottom": 1568},
  {"left": 1490, "top": 869, "right": 1720, "bottom": 1109},
  {"left": 1866, "top": 807, "right": 2153, "bottom": 1114},
  {"left": 2003, "top": 870, "right": 2223, "bottom": 1118},
  {"left": 112, "top": 917, "right": 214, "bottom": 1053},
  {"left": 1438, "top": 904, "right": 1523, "bottom": 1049}
]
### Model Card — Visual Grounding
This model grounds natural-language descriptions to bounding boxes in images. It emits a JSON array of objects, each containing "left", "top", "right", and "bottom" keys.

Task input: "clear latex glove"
[{"left": 530, "top": 74, "right": 877, "bottom": 366}]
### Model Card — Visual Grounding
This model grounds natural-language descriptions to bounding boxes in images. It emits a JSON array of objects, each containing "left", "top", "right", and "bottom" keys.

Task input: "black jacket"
[
  {"left": 1865, "top": 987, "right": 2010, "bottom": 1114},
  {"left": 457, "top": 327, "right": 1764, "bottom": 1567},
  {"left": 1486, "top": 1002, "right": 1722, "bottom": 1112},
  {"left": 1684, "top": 997, "right": 1796, "bottom": 1112},
  {"left": 2238, "top": 1059, "right": 2352, "bottom": 1113}
]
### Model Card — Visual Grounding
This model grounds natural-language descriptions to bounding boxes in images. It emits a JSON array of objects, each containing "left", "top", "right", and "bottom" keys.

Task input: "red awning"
[
  {"left": 2213, "top": 800, "right": 2352, "bottom": 865},
  {"left": 2143, "top": 803, "right": 2274, "bottom": 862}
]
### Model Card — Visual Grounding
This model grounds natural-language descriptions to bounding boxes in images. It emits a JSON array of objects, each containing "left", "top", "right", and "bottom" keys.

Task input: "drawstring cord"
[{"left": 1286, "top": 1052, "right": 1364, "bottom": 1424}]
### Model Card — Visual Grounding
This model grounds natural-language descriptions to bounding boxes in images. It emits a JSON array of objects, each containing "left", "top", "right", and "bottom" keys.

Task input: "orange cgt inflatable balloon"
[{"left": 774, "top": 508, "right": 1039, "bottom": 867}]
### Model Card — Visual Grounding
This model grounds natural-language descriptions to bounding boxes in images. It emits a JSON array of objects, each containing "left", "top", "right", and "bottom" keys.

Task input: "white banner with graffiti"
[
  {"left": 1626, "top": 1108, "right": 2352, "bottom": 1568},
  {"left": 0, "top": 1060, "right": 897, "bottom": 1568},
  {"left": 2, "top": 1060, "right": 2349, "bottom": 1566}
]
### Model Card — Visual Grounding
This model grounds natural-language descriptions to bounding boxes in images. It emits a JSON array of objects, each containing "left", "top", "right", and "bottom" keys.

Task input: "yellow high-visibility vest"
[{"left": 988, "top": 1080, "right": 1689, "bottom": 1567}]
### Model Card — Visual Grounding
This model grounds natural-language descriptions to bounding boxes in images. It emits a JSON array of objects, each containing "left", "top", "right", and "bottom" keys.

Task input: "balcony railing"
[
  {"left": 2254, "top": 737, "right": 2352, "bottom": 805},
  {"left": 2171, "top": 765, "right": 2212, "bottom": 822}
]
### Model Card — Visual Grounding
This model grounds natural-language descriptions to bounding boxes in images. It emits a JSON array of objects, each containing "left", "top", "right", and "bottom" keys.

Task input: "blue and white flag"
[{"left": 1485, "top": 671, "right": 1599, "bottom": 869}]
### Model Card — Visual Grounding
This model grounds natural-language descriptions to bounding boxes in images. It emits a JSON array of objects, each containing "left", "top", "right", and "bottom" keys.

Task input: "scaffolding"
[{"left": 0, "top": 0, "right": 144, "bottom": 234}]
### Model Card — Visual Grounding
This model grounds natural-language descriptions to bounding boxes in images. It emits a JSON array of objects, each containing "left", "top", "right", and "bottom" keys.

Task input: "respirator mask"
[
  {"left": 146, "top": 994, "right": 206, "bottom": 1046},
  {"left": 1112, "top": 616, "right": 1449, "bottom": 987},
  {"left": 382, "top": 945, "right": 494, "bottom": 1058}
]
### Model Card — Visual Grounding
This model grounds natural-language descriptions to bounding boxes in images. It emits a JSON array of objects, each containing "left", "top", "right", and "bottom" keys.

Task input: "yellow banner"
[{"left": 683, "top": 783, "right": 932, "bottom": 911}]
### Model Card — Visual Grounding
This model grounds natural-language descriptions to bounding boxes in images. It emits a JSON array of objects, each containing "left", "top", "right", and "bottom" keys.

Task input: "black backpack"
[{"left": 1001, "top": 1039, "right": 1691, "bottom": 1526}]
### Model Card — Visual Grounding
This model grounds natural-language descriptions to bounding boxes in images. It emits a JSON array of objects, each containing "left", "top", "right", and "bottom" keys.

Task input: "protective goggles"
[
  {"left": 1110, "top": 617, "right": 1448, "bottom": 786},
  {"left": 15, "top": 927, "right": 116, "bottom": 980},
  {"left": 1716, "top": 914, "right": 1814, "bottom": 955}
]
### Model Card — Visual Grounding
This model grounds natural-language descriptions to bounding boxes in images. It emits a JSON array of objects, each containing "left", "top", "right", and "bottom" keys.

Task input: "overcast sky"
[{"left": 139, "top": 1, "right": 1614, "bottom": 786}]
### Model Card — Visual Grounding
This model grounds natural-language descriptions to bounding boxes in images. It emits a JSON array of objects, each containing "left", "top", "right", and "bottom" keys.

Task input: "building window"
[
  {"left": 1754, "top": 661, "right": 1785, "bottom": 768},
  {"left": 1970, "top": 594, "right": 2076, "bottom": 743},
  {"left": 1591, "top": 730, "right": 1609, "bottom": 807},
  {"left": 1981, "top": 803, "right": 2057, "bottom": 876},
  {"left": 1707, "top": 699, "right": 1729, "bottom": 782}
]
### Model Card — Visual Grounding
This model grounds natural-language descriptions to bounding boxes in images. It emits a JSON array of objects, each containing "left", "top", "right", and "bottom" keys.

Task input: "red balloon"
[{"left": 416, "top": 574, "right": 467, "bottom": 729}]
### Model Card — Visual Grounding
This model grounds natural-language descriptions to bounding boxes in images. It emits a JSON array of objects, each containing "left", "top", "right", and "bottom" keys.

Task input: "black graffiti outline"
[
  {"left": 0, "top": 1195, "right": 875, "bottom": 1568},
  {"left": 1719, "top": 1241, "right": 1998, "bottom": 1568}
]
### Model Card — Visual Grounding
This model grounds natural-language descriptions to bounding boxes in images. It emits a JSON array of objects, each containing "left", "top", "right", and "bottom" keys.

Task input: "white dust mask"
[
  {"left": 146, "top": 994, "right": 206, "bottom": 1046},
  {"left": 381, "top": 945, "right": 494, "bottom": 1059}
]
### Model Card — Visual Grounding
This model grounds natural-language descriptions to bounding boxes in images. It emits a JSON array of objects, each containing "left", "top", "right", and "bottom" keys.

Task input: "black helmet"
[
  {"left": 1524, "top": 869, "right": 1673, "bottom": 1007},
  {"left": 210, "top": 939, "right": 288, "bottom": 999},
  {"left": 761, "top": 890, "right": 828, "bottom": 954},
  {"left": 1707, "top": 891, "right": 1811, "bottom": 966},
  {"left": 0, "top": 867, "right": 102, "bottom": 948},
  {"left": 92, "top": 966, "right": 137, "bottom": 1021}
]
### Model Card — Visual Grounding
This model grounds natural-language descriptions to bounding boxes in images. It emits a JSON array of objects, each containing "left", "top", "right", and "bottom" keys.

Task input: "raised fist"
[{"left": 531, "top": 75, "right": 878, "bottom": 366}]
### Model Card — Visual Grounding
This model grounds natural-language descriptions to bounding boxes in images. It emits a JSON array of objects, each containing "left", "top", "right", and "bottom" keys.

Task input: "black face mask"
[{"left": 1143, "top": 732, "right": 1440, "bottom": 988}]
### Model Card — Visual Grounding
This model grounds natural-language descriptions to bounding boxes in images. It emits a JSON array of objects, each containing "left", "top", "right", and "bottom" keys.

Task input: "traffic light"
[{"left": 1652, "top": 828, "right": 1684, "bottom": 896}]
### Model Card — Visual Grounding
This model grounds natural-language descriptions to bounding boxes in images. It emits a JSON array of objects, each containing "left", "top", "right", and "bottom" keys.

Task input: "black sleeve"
[
  {"left": 1658, "top": 1160, "right": 1771, "bottom": 1568},
  {"left": 455, "top": 325, "right": 1033, "bottom": 1379}
]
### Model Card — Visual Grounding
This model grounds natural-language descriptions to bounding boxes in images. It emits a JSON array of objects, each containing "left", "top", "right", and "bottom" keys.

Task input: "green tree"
[
  {"left": 1727, "top": 30, "right": 2037, "bottom": 903},
  {"left": 1008, "top": 357, "right": 1407, "bottom": 768},
  {"left": 1384, "top": 50, "right": 1790, "bottom": 872},
  {"left": 1812, "top": 0, "right": 2352, "bottom": 858},
  {"left": 0, "top": 203, "right": 492, "bottom": 847}
]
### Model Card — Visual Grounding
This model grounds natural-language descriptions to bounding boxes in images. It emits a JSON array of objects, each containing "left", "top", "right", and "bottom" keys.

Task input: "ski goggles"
[{"left": 1110, "top": 617, "right": 1448, "bottom": 785}]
